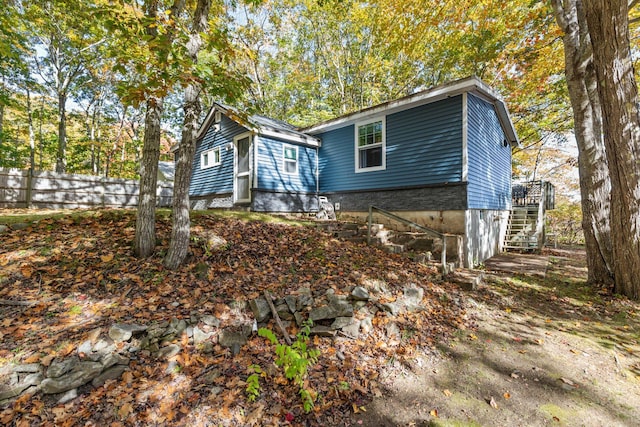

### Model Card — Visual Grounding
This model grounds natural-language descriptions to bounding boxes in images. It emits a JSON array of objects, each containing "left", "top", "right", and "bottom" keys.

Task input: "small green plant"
[
  {"left": 246, "top": 364, "right": 263, "bottom": 402},
  {"left": 69, "top": 305, "right": 82, "bottom": 315},
  {"left": 258, "top": 321, "right": 320, "bottom": 413}
]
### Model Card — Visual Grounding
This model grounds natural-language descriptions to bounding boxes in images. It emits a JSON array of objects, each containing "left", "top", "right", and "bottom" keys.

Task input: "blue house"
[{"left": 191, "top": 76, "right": 520, "bottom": 266}]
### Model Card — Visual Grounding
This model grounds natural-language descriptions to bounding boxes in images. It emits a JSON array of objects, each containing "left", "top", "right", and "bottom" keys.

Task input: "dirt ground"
[{"left": 353, "top": 248, "right": 640, "bottom": 426}]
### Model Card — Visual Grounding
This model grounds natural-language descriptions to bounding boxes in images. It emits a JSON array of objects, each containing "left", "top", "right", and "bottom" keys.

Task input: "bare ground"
[{"left": 353, "top": 248, "right": 640, "bottom": 426}]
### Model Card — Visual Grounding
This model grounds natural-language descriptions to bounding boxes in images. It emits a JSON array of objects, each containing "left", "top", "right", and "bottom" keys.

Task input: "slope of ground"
[
  {"left": 354, "top": 248, "right": 640, "bottom": 426},
  {"left": 0, "top": 209, "right": 466, "bottom": 426}
]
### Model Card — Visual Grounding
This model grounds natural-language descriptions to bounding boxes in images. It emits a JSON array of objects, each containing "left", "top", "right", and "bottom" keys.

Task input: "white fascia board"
[{"left": 258, "top": 127, "right": 321, "bottom": 147}]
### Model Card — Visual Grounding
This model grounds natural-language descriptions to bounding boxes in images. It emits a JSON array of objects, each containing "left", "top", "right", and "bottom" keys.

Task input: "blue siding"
[
  {"left": 317, "top": 96, "right": 463, "bottom": 192},
  {"left": 467, "top": 94, "right": 512, "bottom": 209},
  {"left": 257, "top": 137, "right": 317, "bottom": 193},
  {"left": 190, "top": 116, "right": 248, "bottom": 197}
]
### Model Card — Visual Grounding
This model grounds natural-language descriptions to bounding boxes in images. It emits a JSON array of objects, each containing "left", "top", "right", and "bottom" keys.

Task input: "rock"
[
  {"left": 193, "top": 326, "right": 215, "bottom": 345},
  {"left": 10, "top": 222, "right": 29, "bottom": 231},
  {"left": 11, "top": 364, "right": 41, "bottom": 373},
  {"left": 200, "top": 342, "right": 214, "bottom": 354},
  {"left": 100, "top": 353, "right": 129, "bottom": 370},
  {"left": 201, "top": 315, "right": 220, "bottom": 327},
  {"left": 108, "top": 323, "right": 147, "bottom": 343},
  {"left": 92, "top": 365, "right": 127, "bottom": 387},
  {"left": 284, "top": 295, "right": 297, "bottom": 313},
  {"left": 296, "top": 287, "right": 314, "bottom": 310},
  {"left": 402, "top": 284, "right": 424, "bottom": 310},
  {"left": 164, "top": 318, "right": 188, "bottom": 337},
  {"left": 204, "top": 233, "right": 227, "bottom": 251},
  {"left": 170, "top": 301, "right": 180, "bottom": 308},
  {"left": 77, "top": 340, "right": 93, "bottom": 357},
  {"left": 310, "top": 326, "right": 337, "bottom": 337},
  {"left": 146, "top": 323, "right": 168, "bottom": 340},
  {"left": 380, "top": 302, "right": 402, "bottom": 316},
  {"left": 309, "top": 301, "right": 353, "bottom": 321},
  {"left": 276, "top": 304, "right": 294, "bottom": 321},
  {"left": 350, "top": 286, "right": 370, "bottom": 301},
  {"left": 57, "top": 388, "right": 78, "bottom": 404},
  {"left": 385, "top": 322, "right": 401, "bottom": 340},
  {"left": 294, "top": 312, "right": 305, "bottom": 327},
  {"left": 341, "top": 321, "right": 361, "bottom": 338},
  {"left": 41, "top": 362, "right": 103, "bottom": 394},
  {"left": 249, "top": 298, "right": 271, "bottom": 322},
  {"left": 218, "top": 329, "right": 248, "bottom": 349},
  {"left": 0, "top": 373, "right": 43, "bottom": 401},
  {"left": 186, "top": 326, "right": 194, "bottom": 338},
  {"left": 331, "top": 317, "right": 356, "bottom": 330},
  {"left": 362, "top": 279, "right": 388, "bottom": 294},
  {"left": 156, "top": 344, "right": 181, "bottom": 359},
  {"left": 93, "top": 337, "right": 115, "bottom": 354},
  {"left": 0, "top": 225, "right": 8, "bottom": 234},
  {"left": 360, "top": 317, "right": 374, "bottom": 335},
  {"left": 449, "top": 270, "right": 484, "bottom": 291},
  {"left": 210, "top": 386, "right": 223, "bottom": 396},
  {"left": 47, "top": 357, "right": 79, "bottom": 378}
]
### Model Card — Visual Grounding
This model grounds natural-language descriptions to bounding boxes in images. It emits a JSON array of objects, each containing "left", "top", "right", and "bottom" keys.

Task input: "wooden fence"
[{"left": 0, "top": 168, "right": 173, "bottom": 209}]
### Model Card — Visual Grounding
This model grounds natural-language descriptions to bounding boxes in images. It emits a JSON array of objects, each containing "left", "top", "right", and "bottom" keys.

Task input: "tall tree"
[
  {"left": 165, "top": 0, "right": 212, "bottom": 269},
  {"left": 550, "top": 0, "right": 613, "bottom": 285},
  {"left": 26, "top": 0, "right": 105, "bottom": 173},
  {"left": 583, "top": 0, "right": 640, "bottom": 299}
]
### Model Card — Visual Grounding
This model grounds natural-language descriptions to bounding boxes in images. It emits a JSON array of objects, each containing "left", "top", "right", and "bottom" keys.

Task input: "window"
[
  {"left": 283, "top": 144, "right": 298, "bottom": 175},
  {"left": 201, "top": 147, "right": 221, "bottom": 169},
  {"left": 355, "top": 118, "right": 385, "bottom": 172}
]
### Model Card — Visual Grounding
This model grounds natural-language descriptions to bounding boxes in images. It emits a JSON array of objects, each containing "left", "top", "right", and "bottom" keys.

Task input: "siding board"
[
  {"left": 317, "top": 96, "right": 463, "bottom": 192},
  {"left": 256, "top": 136, "right": 317, "bottom": 193},
  {"left": 466, "top": 94, "right": 512, "bottom": 209}
]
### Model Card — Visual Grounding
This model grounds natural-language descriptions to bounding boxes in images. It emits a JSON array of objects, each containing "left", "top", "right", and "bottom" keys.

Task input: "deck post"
[{"left": 367, "top": 206, "right": 373, "bottom": 245}]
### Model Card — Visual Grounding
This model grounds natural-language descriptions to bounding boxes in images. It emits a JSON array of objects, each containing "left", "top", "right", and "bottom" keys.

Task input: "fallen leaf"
[
  {"left": 101, "top": 253, "right": 114, "bottom": 263},
  {"left": 503, "top": 392, "right": 511, "bottom": 399},
  {"left": 559, "top": 377, "right": 577, "bottom": 387},
  {"left": 443, "top": 389, "right": 452, "bottom": 397},
  {"left": 489, "top": 396, "right": 498, "bottom": 409},
  {"left": 429, "top": 409, "right": 438, "bottom": 417},
  {"left": 553, "top": 416, "right": 560, "bottom": 422},
  {"left": 118, "top": 403, "right": 132, "bottom": 419}
]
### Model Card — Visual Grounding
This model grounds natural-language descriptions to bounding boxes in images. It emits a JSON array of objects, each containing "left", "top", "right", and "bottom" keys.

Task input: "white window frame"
[
  {"left": 201, "top": 147, "right": 221, "bottom": 169},
  {"left": 355, "top": 117, "right": 386, "bottom": 173},
  {"left": 282, "top": 144, "right": 298, "bottom": 175}
]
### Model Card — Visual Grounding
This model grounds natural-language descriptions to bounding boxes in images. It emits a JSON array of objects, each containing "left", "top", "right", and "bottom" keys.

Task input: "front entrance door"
[{"left": 234, "top": 134, "right": 252, "bottom": 203}]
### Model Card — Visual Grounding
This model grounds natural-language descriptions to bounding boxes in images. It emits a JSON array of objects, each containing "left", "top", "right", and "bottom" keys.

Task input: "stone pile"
[{"left": 1, "top": 282, "right": 430, "bottom": 405}]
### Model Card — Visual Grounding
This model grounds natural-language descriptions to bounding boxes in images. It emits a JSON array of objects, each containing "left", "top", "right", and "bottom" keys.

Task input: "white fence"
[{"left": 0, "top": 168, "right": 173, "bottom": 209}]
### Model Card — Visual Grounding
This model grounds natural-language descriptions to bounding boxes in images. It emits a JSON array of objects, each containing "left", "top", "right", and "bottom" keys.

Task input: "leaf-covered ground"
[{"left": 0, "top": 209, "right": 467, "bottom": 426}]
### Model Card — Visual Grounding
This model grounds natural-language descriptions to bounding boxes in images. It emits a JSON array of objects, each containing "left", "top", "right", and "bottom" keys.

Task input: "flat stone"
[
  {"left": 193, "top": 326, "right": 215, "bottom": 345},
  {"left": 218, "top": 329, "right": 248, "bottom": 349},
  {"left": 156, "top": 344, "right": 181, "bottom": 359},
  {"left": 41, "top": 362, "right": 103, "bottom": 394},
  {"left": 93, "top": 337, "right": 115, "bottom": 353},
  {"left": 210, "top": 386, "right": 223, "bottom": 396},
  {"left": 360, "top": 317, "right": 374, "bottom": 334},
  {"left": 0, "top": 373, "right": 43, "bottom": 400},
  {"left": 100, "top": 353, "right": 129, "bottom": 369},
  {"left": 108, "top": 323, "right": 147, "bottom": 343},
  {"left": 77, "top": 340, "right": 93, "bottom": 356},
  {"left": 11, "top": 364, "right": 41, "bottom": 373},
  {"left": 362, "top": 279, "right": 388, "bottom": 294},
  {"left": 350, "top": 286, "right": 370, "bottom": 301},
  {"left": 47, "top": 357, "right": 79, "bottom": 378},
  {"left": 380, "top": 302, "right": 402, "bottom": 316},
  {"left": 92, "top": 365, "right": 127, "bottom": 387},
  {"left": 309, "top": 301, "right": 354, "bottom": 321},
  {"left": 449, "top": 270, "right": 485, "bottom": 291},
  {"left": 296, "top": 288, "right": 314, "bottom": 310},
  {"left": 331, "top": 317, "right": 356, "bottom": 330},
  {"left": 0, "top": 225, "right": 8, "bottom": 234},
  {"left": 10, "top": 223, "right": 29, "bottom": 231},
  {"left": 341, "top": 321, "right": 361, "bottom": 338},
  {"left": 57, "top": 388, "right": 78, "bottom": 404},
  {"left": 249, "top": 298, "right": 271, "bottom": 322},
  {"left": 310, "top": 326, "right": 337, "bottom": 337},
  {"left": 146, "top": 323, "right": 167, "bottom": 340},
  {"left": 294, "top": 312, "right": 305, "bottom": 326},
  {"left": 402, "top": 284, "right": 424, "bottom": 310},
  {"left": 201, "top": 315, "right": 220, "bottom": 327}
]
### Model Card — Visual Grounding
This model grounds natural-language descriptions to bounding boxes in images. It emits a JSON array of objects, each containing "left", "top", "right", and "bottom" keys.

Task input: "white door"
[{"left": 234, "top": 134, "right": 252, "bottom": 203}]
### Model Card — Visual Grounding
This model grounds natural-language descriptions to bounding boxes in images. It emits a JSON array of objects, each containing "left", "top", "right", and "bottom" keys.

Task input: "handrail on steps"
[{"left": 367, "top": 205, "right": 454, "bottom": 273}]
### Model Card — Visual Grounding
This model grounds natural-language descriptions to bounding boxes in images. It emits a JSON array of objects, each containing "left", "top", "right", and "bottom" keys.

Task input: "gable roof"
[
  {"left": 300, "top": 76, "right": 520, "bottom": 147},
  {"left": 197, "top": 102, "right": 321, "bottom": 147}
]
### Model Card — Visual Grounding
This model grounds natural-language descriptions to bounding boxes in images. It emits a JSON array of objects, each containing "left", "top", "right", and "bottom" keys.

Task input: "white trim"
[
  {"left": 259, "top": 128, "right": 321, "bottom": 147},
  {"left": 233, "top": 132, "right": 253, "bottom": 204},
  {"left": 253, "top": 135, "right": 259, "bottom": 188},
  {"left": 462, "top": 92, "right": 468, "bottom": 182},
  {"left": 282, "top": 144, "right": 299, "bottom": 175},
  {"left": 200, "top": 147, "right": 221, "bottom": 169},
  {"left": 354, "top": 116, "right": 386, "bottom": 173}
]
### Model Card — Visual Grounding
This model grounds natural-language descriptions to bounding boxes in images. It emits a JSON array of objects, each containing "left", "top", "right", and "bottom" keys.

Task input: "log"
[{"left": 263, "top": 290, "right": 292, "bottom": 345}]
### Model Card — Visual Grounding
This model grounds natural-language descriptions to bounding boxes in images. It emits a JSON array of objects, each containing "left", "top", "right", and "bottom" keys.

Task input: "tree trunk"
[
  {"left": 164, "top": 0, "right": 212, "bottom": 269},
  {"left": 56, "top": 92, "right": 67, "bottom": 173},
  {"left": 550, "top": 0, "right": 614, "bottom": 286},
  {"left": 583, "top": 0, "right": 640, "bottom": 299},
  {"left": 134, "top": 96, "right": 163, "bottom": 258}
]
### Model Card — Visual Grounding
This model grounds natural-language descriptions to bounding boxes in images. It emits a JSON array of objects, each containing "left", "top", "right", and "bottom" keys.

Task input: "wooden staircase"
[{"left": 503, "top": 181, "right": 555, "bottom": 252}]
